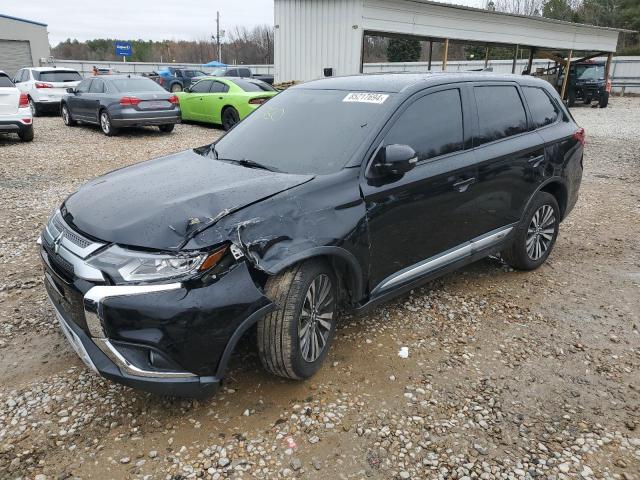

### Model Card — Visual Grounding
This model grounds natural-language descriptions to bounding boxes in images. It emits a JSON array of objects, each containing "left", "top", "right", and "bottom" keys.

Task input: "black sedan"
[
  {"left": 61, "top": 75, "right": 180, "bottom": 135},
  {"left": 41, "top": 73, "right": 583, "bottom": 397}
]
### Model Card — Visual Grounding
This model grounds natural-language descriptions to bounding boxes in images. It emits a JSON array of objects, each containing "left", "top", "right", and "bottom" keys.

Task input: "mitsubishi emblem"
[{"left": 53, "top": 232, "right": 64, "bottom": 254}]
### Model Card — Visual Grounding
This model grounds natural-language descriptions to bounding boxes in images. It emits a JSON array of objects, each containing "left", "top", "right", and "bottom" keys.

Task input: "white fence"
[{"left": 50, "top": 57, "right": 640, "bottom": 94}]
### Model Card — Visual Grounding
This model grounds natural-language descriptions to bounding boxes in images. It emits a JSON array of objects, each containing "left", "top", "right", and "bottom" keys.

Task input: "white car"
[
  {"left": 0, "top": 70, "right": 33, "bottom": 141},
  {"left": 13, "top": 67, "right": 82, "bottom": 116}
]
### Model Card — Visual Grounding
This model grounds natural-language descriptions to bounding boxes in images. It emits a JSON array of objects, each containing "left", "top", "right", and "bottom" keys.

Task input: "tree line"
[{"left": 52, "top": 25, "right": 274, "bottom": 65}]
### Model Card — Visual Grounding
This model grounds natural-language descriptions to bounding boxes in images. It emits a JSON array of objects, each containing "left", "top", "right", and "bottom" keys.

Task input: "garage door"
[{"left": 0, "top": 40, "right": 33, "bottom": 78}]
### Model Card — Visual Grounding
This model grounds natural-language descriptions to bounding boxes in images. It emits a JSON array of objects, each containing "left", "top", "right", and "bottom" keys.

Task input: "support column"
[
  {"left": 428, "top": 40, "right": 433, "bottom": 71},
  {"left": 442, "top": 38, "right": 449, "bottom": 71},
  {"left": 511, "top": 44, "right": 519, "bottom": 74},
  {"left": 604, "top": 52, "right": 613, "bottom": 83},
  {"left": 560, "top": 49, "right": 573, "bottom": 100},
  {"left": 484, "top": 46, "right": 489, "bottom": 69},
  {"left": 526, "top": 47, "right": 535, "bottom": 75}
]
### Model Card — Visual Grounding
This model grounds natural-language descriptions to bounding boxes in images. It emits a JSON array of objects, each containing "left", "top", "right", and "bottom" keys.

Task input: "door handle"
[
  {"left": 453, "top": 177, "right": 476, "bottom": 192},
  {"left": 528, "top": 154, "right": 545, "bottom": 167}
]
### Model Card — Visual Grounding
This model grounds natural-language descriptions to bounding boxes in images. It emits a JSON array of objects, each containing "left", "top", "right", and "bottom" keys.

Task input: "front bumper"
[{"left": 39, "top": 214, "right": 273, "bottom": 397}]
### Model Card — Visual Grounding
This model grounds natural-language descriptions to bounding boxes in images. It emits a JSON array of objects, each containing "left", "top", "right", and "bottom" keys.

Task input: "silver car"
[{"left": 61, "top": 75, "right": 181, "bottom": 136}]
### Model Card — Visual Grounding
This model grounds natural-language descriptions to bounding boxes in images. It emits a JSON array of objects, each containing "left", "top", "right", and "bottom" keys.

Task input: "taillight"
[
  {"left": 605, "top": 79, "right": 612, "bottom": 93},
  {"left": 119, "top": 96, "right": 141, "bottom": 106},
  {"left": 248, "top": 97, "right": 268, "bottom": 105},
  {"left": 573, "top": 127, "right": 586, "bottom": 146},
  {"left": 168, "top": 95, "right": 179, "bottom": 105},
  {"left": 18, "top": 93, "right": 29, "bottom": 108},
  {"left": 158, "top": 78, "right": 164, "bottom": 85},
  {"left": 35, "top": 82, "right": 53, "bottom": 89}
]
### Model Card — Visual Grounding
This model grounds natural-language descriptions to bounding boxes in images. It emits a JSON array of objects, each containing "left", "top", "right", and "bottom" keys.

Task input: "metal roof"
[
  {"left": 408, "top": 0, "right": 634, "bottom": 34},
  {"left": 0, "top": 13, "right": 47, "bottom": 27}
]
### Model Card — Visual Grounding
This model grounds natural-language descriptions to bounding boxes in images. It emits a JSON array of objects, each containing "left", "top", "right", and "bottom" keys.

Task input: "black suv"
[{"left": 40, "top": 73, "right": 584, "bottom": 397}]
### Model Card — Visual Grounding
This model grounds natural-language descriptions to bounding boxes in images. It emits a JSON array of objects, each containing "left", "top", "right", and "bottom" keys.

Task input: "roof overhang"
[{"left": 361, "top": 0, "right": 628, "bottom": 52}]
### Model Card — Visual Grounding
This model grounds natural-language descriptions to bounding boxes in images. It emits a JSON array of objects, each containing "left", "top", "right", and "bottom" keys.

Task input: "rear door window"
[
  {"left": 0, "top": 74, "right": 14, "bottom": 87},
  {"left": 523, "top": 87, "right": 561, "bottom": 129},
  {"left": 385, "top": 88, "right": 464, "bottom": 161},
  {"left": 210, "top": 81, "right": 229, "bottom": 93},
  {"left": 190, "top": 80, "right": 213, "bottom": 93},
  {"left": 474, "top": 85, "right": 528, "bottom": 146},
  {"left": 89, "top": 79, "right": 105, "bottom": 93}
]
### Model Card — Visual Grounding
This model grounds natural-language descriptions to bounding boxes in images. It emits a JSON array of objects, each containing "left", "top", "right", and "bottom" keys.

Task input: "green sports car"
[{"left": 176, "top": 77, "right": 278, "bottom": 130}]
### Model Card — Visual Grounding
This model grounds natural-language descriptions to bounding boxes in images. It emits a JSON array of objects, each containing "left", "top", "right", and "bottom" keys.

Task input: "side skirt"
[{"left": 354, "top": 225, "right": 515, "bottom": 315}]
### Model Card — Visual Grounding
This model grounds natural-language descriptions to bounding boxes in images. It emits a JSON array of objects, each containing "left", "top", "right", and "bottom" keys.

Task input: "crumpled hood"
[{"left": 63, "top": 148, "right": 313, "bottom": 250}]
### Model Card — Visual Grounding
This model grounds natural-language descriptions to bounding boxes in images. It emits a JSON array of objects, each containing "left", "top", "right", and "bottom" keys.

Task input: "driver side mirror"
[
  {"left": 66, "top": 87, "right": 76, "bottom": 94},
  {"left": 374, "top": 144, "right": 418, "bottom": 176}
]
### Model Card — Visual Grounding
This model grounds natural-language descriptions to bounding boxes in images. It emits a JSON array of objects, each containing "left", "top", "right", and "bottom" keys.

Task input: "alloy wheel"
[
  {"left": 298, "top": 274, "right": 334, "bottom": 363},
  {"left": 62, "top": 106, "right": 70, "bottom": 125},
  {"left": 29, "top": 99, "right": 36, "bottom": 116},
  {"left": 100, "top": 112, "right": 110, "bottom": 134},
  {"left": 526, "top": 204, "right": 556, "bottom": 260}
]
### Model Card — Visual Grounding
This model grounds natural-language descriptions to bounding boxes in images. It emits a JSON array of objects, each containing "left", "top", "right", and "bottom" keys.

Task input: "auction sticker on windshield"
[{"left": 343, "top": 92, "right": 389, "bottom": 104}]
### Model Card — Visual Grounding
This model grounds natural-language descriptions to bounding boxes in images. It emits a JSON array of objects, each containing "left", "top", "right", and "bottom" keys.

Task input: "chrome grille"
[{"left": 51, "top": 213, "right": 92, "bottom": 249}]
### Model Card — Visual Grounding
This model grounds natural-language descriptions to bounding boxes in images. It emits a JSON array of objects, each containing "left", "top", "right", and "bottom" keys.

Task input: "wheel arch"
[
  {"left": 263, "top": 246, "right": 364, "bottom": 308},
  {"left": 523, "top": 178, "right": 568, "bottom": 222}
]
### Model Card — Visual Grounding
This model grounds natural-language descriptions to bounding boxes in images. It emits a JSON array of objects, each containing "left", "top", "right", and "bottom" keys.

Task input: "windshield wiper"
[{"left": 220, "top": 158, "right": 278, "bottom": 172}]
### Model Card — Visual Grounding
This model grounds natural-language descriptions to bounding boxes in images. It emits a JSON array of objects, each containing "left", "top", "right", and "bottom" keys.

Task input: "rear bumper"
[
  {"left": 110, "top": 109, "right": 181, "bottom": 127},
  {"left": 0, "top": 111, "right": 32, "bottom": 132}
]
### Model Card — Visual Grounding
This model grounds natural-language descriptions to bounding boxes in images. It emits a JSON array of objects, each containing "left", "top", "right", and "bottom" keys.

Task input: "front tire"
[
  {"left": 257, "top": 260, "right": 338, "bottom": 380},
  {"left": 159, "top": 124, "right": 175, "bottom": 133},
  {"left": 61, "top": 104, "right": 76, "bottom": 126},
  {"left": 501, "top": 191, "right": 560, "bottom": 271},
  {"left": 99, "top": 110, "right": 118, "bottom": 136},
  {"left": 221, "top": 107, "right": 240, "bottom": 131},
  {"left": 567, "top": 89, "right": 576, "bottom": 108},
  {"left": 599, "top": 91, "right": 609, "bottom": 108},
  {"left": 18, "top": 125, "right": 34, "bottom": 142}
]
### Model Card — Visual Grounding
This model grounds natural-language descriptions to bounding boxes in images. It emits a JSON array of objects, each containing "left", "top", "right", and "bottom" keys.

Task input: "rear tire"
[
  {"left": 29, "top": 98, "right": 40, "bottom": 117},
  {"left": 18, "top": 125, "right": 34, "bottom": 142},
  {"left": 159, "top": 124, "right": 175, "bottom": 133},
  {"left": 501, "top": 191, "right": 560, "bottom": 271},
  {"left": 599, "top": 92, "right": 609, "bottom": 108},
  {"left": 221, "top": 107, "right": 240, "bottom": 131},
  {"left": 567, "top": 89, "right": 576, "bottom": 107},
  {"left": 99, "top": 110, "right": 118, "bottom": 136},
  {"left": 170, "top": 83, "right": 183, "bottom": 93},
  {"left": 61, "top": 104, "right": 76, "bottom": 126},
  {"left": 257, "top": 260, "right": 338, "bottom": 380}
]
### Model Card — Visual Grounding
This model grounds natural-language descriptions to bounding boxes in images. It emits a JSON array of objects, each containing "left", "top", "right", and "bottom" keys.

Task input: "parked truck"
[
  {"left": 208, "top": 66, "right": 274, "bottom": 85},
  {"left": 149, "top": 67, "right": 208, "bottom": 92}
]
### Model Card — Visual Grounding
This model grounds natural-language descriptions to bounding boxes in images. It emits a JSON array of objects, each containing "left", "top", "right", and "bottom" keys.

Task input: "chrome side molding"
[{"left": 372, "top": 225, "right": 514, "bottom": 295}]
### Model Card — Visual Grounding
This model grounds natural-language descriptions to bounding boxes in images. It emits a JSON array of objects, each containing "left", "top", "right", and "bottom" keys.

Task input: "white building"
[
  {"left": 0, "top": 14, "right": 51, "bottom": 77},
  {"left": 273, "top": 0, "right": 623, "bottom": 84}
]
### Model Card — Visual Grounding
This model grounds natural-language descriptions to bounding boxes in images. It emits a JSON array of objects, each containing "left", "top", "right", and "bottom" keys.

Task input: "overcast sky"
[{"left": 3, "top": 0, "right": 486, "bottom": 46}]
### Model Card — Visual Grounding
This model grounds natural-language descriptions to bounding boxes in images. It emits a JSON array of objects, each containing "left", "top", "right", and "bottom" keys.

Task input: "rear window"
[
  {"left": 34, "top": 70, "right": 82, "bottom": 82},
  {"left": 474, "top": 85, "right": 528, "bottom": 146},
  {"left": 110, "top": 78, "right": 166, "bottom": 93},
  {"left": 0, "top": 74, "right": 14, "bottom": 87},
  {"left": 229, "top": 78, "right": 275, "bottom": 92},
  {"left": 523, "top": 87, "right": 561, "bottom": 129}
]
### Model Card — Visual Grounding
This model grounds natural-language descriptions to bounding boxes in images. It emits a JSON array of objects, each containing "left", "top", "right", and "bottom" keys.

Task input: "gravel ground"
[{"left": 0, "top": 99, "right": 638, "bottom": 480}]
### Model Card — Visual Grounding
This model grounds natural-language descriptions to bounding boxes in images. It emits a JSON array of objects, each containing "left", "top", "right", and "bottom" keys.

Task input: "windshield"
[
  {"left": 110, "top": 78, "right": 166, "bottom": 92},
  {"left": 229, "top": 78, "right": 276, "bottom": 92},
  {"left": 34, "top": 70, "right": 82, "bottom": 82},
  {"left": 214, "top": 88, "right": 393, "bottom": 175},
  {"left": 574, "top": 65, "right": 605, "bottom": 81}
]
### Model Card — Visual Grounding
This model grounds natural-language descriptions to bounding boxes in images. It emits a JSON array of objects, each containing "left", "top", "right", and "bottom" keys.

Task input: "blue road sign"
[{"left": 115, "top": 42, "right": 132, "bottom": 57}]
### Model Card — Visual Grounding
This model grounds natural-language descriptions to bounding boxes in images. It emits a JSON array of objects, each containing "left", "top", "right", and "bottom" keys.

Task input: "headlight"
[{"left": 87, "top": 245, "right": 227, "bottom": 283}]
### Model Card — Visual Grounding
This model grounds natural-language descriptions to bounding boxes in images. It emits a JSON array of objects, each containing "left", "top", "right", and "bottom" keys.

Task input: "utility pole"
[{"left": 216, "top": 11, "right": 222, "bottom": 63}]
